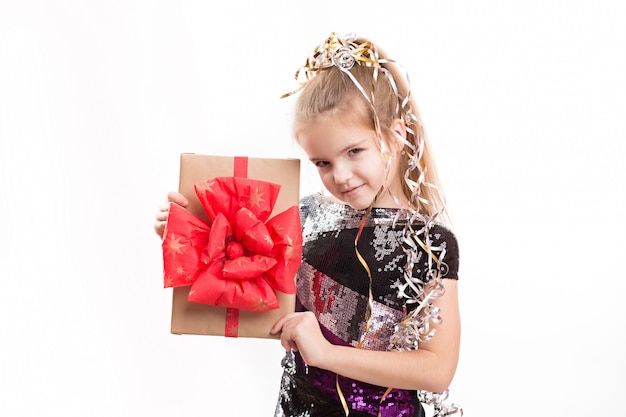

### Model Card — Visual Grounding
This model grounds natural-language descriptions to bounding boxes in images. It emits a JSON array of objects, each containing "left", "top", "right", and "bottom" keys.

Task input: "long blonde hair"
[{"left": 290, "top": 36, "right": 447, "bottom": 222}]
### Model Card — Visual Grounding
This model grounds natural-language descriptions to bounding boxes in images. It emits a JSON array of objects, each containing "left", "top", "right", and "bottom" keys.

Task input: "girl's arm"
[{"left": 271, "top": 279, "right": 460, "bottom": 393}]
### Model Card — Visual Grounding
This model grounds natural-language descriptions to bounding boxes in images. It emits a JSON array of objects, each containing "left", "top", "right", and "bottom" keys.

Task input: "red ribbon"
[{"left": 162, "top": 158, "right": 302, "bottom": 329}]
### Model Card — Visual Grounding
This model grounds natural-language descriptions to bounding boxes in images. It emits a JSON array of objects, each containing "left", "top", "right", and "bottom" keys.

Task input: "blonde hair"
[{"left": 292, "top": 37, "right": 447, "bottom": 222}]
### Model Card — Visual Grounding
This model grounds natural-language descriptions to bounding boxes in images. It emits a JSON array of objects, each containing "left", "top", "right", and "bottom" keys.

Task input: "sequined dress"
[{"left": 274, "top": 193, "right": 459, "bottom": 417}]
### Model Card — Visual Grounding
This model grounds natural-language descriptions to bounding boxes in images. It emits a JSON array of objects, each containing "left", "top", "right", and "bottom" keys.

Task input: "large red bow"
[{"left": 162, "top": 177, "right": 302, "bottom": 312}]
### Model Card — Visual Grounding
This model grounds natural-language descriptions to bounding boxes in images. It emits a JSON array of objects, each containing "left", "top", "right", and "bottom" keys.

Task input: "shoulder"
[
  {"left": 298, "top": 193, "right": 322, "bottom": 220},
  {"left": 298, "top": 192, "right": 349, "bottom": 221},
  {"left": 427, "top": 223, "right": 460, "bottom": 280},
  {"left": 431, "top": 223, "right": 459, "bottom": 255},
  {"left": 299, "top": 193, "right": 322, "bottom": 209}
]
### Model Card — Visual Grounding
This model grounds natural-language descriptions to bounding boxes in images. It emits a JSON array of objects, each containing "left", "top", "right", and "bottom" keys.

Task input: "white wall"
[{"left": 1, "top": 1, "right": 624, "bottom": 416}]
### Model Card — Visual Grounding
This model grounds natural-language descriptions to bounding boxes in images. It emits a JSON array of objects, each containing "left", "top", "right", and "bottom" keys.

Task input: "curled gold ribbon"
[{"left": 282, "top": 33, "right": 385, "bottom": 99}]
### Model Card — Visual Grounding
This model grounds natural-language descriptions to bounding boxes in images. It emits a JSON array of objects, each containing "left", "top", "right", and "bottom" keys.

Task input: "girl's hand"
[
  {"left": 271, "top": 312, "right": 333, "bottom": 368},
  {"left": 153, "top": 191, "right": 188, "bottom": 239}
]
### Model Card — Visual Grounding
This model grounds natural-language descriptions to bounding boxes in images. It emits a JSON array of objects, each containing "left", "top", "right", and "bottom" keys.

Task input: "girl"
[{"left": 154, "top": 33, "right": 462, "bottom": 417}]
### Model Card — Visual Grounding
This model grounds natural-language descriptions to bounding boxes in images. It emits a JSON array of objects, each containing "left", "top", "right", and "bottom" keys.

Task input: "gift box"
[{"left": 162, "top": 154, "right": 301, "bottom": 338}]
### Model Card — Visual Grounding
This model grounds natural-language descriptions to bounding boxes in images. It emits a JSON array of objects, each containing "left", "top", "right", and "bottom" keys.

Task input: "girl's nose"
[{"left": 333, "top": 164, "right": 352, "bottom": 184}]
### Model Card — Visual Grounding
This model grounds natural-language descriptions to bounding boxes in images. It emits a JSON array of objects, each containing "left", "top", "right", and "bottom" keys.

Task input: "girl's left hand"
[{"left": 271, "top": 311, "right": 332, "bottom": 368}]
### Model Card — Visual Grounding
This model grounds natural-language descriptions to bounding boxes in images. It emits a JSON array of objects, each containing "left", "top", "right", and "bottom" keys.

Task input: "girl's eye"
[
  {"left": 314, "top": 160, "right": 329, "bottom": 168},
  {"left": 348, "top": 148, "right": 363, "bottom": 156}
]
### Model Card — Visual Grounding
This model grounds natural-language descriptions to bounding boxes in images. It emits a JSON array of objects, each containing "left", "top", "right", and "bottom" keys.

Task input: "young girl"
[{"left": 154, "top": 33, "right": 462, "bottom": 417}]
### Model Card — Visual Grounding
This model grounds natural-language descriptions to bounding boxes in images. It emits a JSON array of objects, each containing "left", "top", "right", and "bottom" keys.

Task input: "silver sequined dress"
[{"left": 274, "top": 193, "right": 459, "bottom": 417}]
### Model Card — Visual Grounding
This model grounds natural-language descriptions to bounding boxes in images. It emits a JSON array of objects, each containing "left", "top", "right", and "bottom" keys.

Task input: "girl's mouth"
[{"left": 341, "top": 185, "right": 362, "bottom": 196}]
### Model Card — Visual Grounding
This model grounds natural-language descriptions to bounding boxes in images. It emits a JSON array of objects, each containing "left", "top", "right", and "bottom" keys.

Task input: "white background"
[{"left": 1, "top": 1, "right": 625, "bottom": 416}]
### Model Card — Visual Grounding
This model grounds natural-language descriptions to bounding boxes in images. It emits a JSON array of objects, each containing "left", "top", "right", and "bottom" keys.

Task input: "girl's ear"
[{"left": 388, "top": 118, "right": 408, "bottom": 152}]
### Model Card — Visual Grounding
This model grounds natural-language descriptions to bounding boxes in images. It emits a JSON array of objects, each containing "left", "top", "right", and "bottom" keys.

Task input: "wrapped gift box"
[{"left": 163, "top": 154, "right": 301, "bottom": 338}]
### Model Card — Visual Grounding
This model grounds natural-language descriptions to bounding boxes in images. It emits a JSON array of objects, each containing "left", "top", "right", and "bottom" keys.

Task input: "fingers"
[
  {"left": 154, "top": 191, "right": 186, "bottom": 239},
  {"left": 167, "top": 191, "right": 188, "bottom": 207},
  {"left": 271, "top": 314, "right": 295, "bottom": 352},
  {"left": 285, "top": 341, "right": 299, "bottom": 352},
  {"left": 154, "top": 220, "right": 166, "bottom": 239},
  {"left": 154, "top": 202, "right": 168, "bottom": 220},
  {"left": 154, "top": 203, "right": 170, "bottom": 238},
  {"left": 272, "top": 312, "right": 315, "bottom": 352},
  {"left": 270, "top": 312, "right": 293, "bottom": 335}
]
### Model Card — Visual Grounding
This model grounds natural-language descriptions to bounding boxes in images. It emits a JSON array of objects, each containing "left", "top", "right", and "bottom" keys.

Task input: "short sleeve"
[{"left": 433, "top": 224, "right": 460, "bottom": 280}]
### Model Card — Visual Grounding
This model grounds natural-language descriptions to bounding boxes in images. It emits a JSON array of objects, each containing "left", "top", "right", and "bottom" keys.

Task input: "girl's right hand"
[{"left": 153, "top": 191, "right": 189, "bottom": 239}]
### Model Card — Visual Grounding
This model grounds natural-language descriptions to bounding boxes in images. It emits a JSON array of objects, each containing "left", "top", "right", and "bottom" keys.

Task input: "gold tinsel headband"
[{"left": 281, "top": 33, "right": 385, "bottom": 99}]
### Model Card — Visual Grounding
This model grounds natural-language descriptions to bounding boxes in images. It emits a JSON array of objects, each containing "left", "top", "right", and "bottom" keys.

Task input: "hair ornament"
[
  {"left": 281, "top": 32, "right": 387, "bottom": 99},
  {"left": 333, "top": 46, "right": 356, "bottom": 69}
]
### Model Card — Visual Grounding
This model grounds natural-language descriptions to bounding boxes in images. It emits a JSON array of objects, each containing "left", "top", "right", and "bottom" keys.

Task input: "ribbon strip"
[{"left": 226, "top": 157, "right": 248, "bottom": 337}]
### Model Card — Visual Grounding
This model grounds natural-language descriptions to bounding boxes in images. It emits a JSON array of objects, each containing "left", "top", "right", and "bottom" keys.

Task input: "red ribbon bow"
[{"left": 162, "top": 177, "right": 302, "bottom": 312}]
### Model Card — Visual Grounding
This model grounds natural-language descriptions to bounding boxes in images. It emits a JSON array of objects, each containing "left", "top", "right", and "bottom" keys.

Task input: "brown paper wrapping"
[{"left": 170, "top": 154, "right": 301, "bottom": 338}]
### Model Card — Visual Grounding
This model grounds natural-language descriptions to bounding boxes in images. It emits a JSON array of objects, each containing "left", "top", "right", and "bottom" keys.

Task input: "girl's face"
[{"left": 297, "top": 112, "right": 406, "bottom": 210}]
